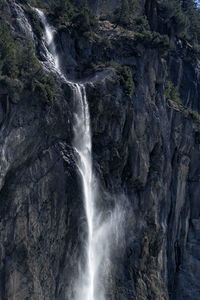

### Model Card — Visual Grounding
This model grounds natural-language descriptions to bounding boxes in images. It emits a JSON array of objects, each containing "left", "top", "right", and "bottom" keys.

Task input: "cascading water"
[
  {"left": 72, "top": 85, "right": 97, "bottom": 300},
  {"left": 34, "top": 9, "right": 61, "bottom": 73},
  {"left": 35, "top": 9, "right": 104, "bottom": 300},
  {"left": 34, "top": 8, "right": 125, "bottom": 300}
]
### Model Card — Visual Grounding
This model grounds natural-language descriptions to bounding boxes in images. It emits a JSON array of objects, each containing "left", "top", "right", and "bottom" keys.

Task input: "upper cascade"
[{"left": 34, "top": 8, "right": 63, "bottom": 77}]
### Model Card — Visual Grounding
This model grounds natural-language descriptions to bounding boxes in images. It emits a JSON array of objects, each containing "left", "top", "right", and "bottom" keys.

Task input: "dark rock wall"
[
  {"left": 0, "top": 0, "right": 200, "bottom": 299},
  {"left": 0, "top": 80, "right": 85, "bottom": 299},
  {"left": 85, "top": 47, "right": 200, "bottom": 300}
]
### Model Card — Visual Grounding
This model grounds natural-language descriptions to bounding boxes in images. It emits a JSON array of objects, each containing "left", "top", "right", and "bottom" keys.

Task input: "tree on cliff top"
[{"left": 180, "top": 0, "right": 200, "bottom": 43}]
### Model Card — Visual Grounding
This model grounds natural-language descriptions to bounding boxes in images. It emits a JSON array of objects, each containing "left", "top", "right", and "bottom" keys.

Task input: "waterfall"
[
  {"left": 72, "top": 85, "right": 97, "bottom": 300},
  {"left": 34, "top": 8, "right": 104, "bottom": 300},
  {"left": 33, "top": 8, "right": 126, "bottom": 300},
  {"left": 34, "top": 9, "right": 61, "bottom": 74}
]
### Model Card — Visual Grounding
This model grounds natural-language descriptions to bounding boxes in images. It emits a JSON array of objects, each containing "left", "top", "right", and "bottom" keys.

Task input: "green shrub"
[
  {"left": 0, "top": 23, "right": 18, "bottom": 78},
  {"left": 113, "top": 0, "right": 140, "bottom": 27},
  {"left": 135, "top": 30, "right": 169, "bottom": 50},
  {"left": 0, "top": 76, "right": 23, "bottom": 103},
  {"left": 181, "top": 0, "right": 200, "bottom": 44},
  {"left": 17, "top": 41, "right": 40, "bottom": 77},
  {"left": 31, "top": 72, "right": 57, "bottom": 103},
  {"left": 71, "top": 5, "right": 99, "bottom": 33},
  {"left": 158, "top": 0, "right": 200, "bottom": 46},
  {"left": 120, "top": 66, "right": 135, "bottom": 96},
  {"left": 134, "top": 16, "right": 150, "bottom": 32},
  {"left": 92, "top": 61, "right": 135, "bottom": 96},
  {"left": 48, "top": 0, "right": 76, "bottom": 24},
  {"left": 0, "top": 23, "right": 39, "bottom": 79},
  {"left": 158, "top": 0, "right": 189, "bottom": 36},
  {"left": 184, "top": 108, "right": 200, "bottom": 122},
  {"left": 0, "top": 19, "right": 58, "bottom": 104},
  {"left": 165, "top": 80, "right": 181, "bottom": 103},
  {"left": 110, "top": 62, "right": 135, "bottom": 96},
  {"left": 0, "top": 0, "right": 4, "bottom": 9}
]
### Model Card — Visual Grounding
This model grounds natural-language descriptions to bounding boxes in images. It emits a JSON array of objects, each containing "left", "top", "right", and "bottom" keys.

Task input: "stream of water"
[{"left": 35, "top": 9, "right": 105, "bottom": 300}]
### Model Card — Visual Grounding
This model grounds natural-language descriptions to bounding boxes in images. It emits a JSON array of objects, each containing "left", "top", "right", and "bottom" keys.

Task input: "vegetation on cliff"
[
  {"left": 96, "top": 0, "right": 200, "bottom": 51},
  {"left": 0, "top": 4, "right": 57, "bottom": 103},
  {"left": 156, "top": 0, "right": 200, "bottom": 44},
  {"left": 165, "top": 81, "right": 181, "bottom": 104},
  {"left": 1, "top": 0, "right": 200, "bottom": 102}
]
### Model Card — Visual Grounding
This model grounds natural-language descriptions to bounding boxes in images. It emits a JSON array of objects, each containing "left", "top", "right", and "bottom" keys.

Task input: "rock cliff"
[{"left": 0, "top": 0, "right": 200, "bottom": 299}]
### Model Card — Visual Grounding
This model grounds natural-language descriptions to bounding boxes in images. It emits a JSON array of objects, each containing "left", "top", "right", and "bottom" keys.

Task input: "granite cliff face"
[{"left": 0, "top": 0, "right": 200, "bottom": 299}]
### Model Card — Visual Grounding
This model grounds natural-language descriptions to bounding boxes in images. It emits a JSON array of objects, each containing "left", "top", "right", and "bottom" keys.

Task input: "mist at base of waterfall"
[{"left": 72, "top": 200, "right": 126, "bottom": 300}]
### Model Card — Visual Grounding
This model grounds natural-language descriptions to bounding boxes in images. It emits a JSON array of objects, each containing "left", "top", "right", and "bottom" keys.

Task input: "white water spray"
[{"left": 34, "top": 9, "right": 125, "bottom": 300}]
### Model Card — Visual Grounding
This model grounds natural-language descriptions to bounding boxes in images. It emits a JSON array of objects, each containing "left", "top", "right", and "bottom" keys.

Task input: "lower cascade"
[{"left": 72, "top": 84, "right": 97, "bottom": 300}]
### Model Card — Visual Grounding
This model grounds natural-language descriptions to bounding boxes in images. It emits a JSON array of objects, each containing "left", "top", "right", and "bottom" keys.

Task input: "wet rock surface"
[{"left": 0, "top": 0, "right": 200, "bottom": 299}]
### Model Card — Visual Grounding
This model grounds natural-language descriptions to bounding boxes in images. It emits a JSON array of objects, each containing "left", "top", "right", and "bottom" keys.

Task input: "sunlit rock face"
[{"left": 0, "top": 1, "right": 200, "bottom": 300}]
